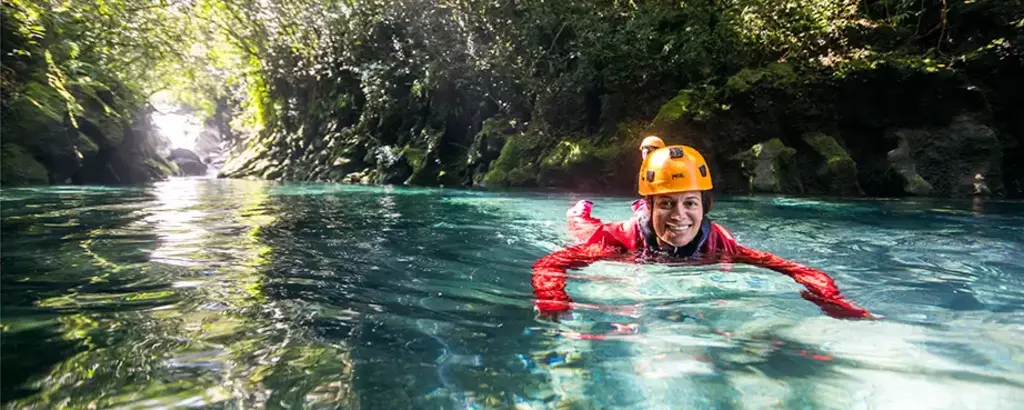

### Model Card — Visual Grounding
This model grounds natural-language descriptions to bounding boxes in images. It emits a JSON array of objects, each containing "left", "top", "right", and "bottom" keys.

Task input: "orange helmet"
[
  {"left": 638, "top": 145, "right": 713, "bottom": 196},
  {"left": 639, "top": 136, "right": 665, "bottom": 152}
]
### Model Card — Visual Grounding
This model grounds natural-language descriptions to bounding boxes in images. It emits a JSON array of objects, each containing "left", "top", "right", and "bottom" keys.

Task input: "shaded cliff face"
[
  {"left": 0, "top": 2, "right": 175, "bottom": 187},
  {"left": 0, "top": 101, "right": 177, "bottom": 187},
  {"left": 217, "top": 61, "right": 1020, "bottom": 199},
  {"left": 213, "top": 0, "right": 1022, "bottom": 199},
  {"left": 4, "top": 0, "right": 1018, "bottom": 197},
  {"left": 654, "top": 64, "right": 1018, "bottom": 199}
]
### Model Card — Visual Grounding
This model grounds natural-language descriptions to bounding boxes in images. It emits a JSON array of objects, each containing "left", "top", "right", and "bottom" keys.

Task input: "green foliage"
[
  {"left": 725, "top": 0, "right": 861, "bottom": 65},
  {"left": 725, "top": 63, "right": 799, "bottom": 93},
  {"left": 2, "top": 0, "right": 1020, "bottom": 189}
]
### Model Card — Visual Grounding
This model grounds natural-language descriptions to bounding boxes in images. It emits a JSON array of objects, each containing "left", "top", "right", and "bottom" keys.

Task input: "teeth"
[{"left": 666, "top": 225, "right": 690, "bottom": 232}]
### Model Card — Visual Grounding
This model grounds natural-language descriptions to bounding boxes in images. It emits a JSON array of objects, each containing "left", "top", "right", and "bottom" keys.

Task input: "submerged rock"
[{"left": 729, "top": 138, "right": 802, "bottom": 194}]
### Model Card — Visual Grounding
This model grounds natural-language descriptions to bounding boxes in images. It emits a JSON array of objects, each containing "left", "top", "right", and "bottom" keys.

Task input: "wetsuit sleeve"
[
  {"left": 531, "top": 241, "right": 624, "bottom": 314},
  {"left": 726, "top": 245, "right": 872, "bottom": 319},
  {"left": 567, "top": 211, "right": 603, "bottom": 244}
]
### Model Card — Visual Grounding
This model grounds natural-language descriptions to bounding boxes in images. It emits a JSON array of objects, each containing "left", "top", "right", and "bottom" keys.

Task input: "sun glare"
[{"left": 150, "top": 92, "right": 203, "bottom": 150}]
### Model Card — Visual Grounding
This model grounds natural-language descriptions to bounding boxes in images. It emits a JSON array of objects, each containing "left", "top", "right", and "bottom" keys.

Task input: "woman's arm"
[
  {"left": 727, "top": 245, "right": 873, "bottom": 319},
  {"left": 532, "top": 241, "right": 625, "bottom": 315}
]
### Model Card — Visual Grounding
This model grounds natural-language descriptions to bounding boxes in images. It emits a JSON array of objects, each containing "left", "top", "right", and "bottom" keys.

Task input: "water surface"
[{"left": 2, "top": 179, "right": 1023, "bottom": 409}]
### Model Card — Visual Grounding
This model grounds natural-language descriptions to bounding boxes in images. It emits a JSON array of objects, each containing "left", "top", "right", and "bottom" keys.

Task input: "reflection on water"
[{"left": 3, "top": 180, "right": 1024, "bottom": 409}]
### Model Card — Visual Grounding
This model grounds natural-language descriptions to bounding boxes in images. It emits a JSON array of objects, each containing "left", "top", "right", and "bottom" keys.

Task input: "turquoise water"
[{"left": 2, "top": 179, "right": 1023, "bottom": 409}]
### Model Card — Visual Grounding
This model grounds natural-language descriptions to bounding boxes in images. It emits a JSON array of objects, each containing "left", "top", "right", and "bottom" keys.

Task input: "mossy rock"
[
  {"left": 730, "top": 138, "right": 802, "bottom": 193},
  {"left": 1, "top": 144, "right": 50, "bottom": 186},
  {"left": 652, "top": 86, "right": 718, "bottom": 130},
  {"left": 146, "top": 157, "right": 181, "bottom": 178},
  {"left": 263, "top": 164, "right": 284, "bottom": 180},
  {"left": 436, "top": 152, "right": 470, "bottom": 187},
  {"left": 886, "top": 115, "right": 1002, "bottom": 196},
  {"left": 3, "top": 95, "right": 86, "bottom": 182},
  {"left": 801, "top": 132, "right": 864, "bottom": 196},
  {"left": 74, "top": 133, "right": 101, "bottom": 158},
  {"left": 469, "top": 117, "right": 518, "bottom": 185},
  {"left": 401, "top": 145, "right": 434, "bottom": 185},
  {"left": 481, "top": 128, "right": 545, "bottom": 187},
  {"left": 536, "top": 140, "right": 586, "bottom": 187},
  {"left": 541, "top": 141, "right": 587, "bottom": 170},
  {"left": 533, "top": 137, "right": 628, "bottom": 189},
  {"left": 725, "top": 63, "right": 798, "bottom": 94},
  {"left": 377, "top": 154, "right": 413, "bottom": 185},
  {"left": 886, "top": 130, "right": 934, "bottom": 196},
  {"left": 74, "top": 113, "right": 125, "bottom": 149}
]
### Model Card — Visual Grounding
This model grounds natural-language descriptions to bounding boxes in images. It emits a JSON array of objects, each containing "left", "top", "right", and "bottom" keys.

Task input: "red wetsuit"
[{"left": 538, "top": 200, "right": 872, "bottom": 319}]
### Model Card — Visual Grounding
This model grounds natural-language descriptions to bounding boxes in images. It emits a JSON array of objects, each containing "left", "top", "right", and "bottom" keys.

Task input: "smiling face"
[{"left": 650, "top": 191, "right": 704, "bottom": 248}]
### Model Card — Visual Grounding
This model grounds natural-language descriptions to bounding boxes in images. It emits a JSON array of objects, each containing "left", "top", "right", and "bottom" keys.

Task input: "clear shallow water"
[{"left": 2, "top": 179, "right": 1023, "bottom": 409}]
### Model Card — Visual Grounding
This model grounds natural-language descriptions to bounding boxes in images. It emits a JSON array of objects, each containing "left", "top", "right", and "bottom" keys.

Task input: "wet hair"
[
  {"left": 701, "top": 191, "right": 714, "bottom": 215},
  {"left": 646, "top": 190, "right": 714, "bottom": 215}
]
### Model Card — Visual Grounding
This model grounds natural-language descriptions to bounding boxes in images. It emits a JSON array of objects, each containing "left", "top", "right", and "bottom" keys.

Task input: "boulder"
[
  {"left": 886, "top": 115, "right": 1002, "bottom": 196},
  {"left": 174, "top": 159, "right": 207, "bottom": 176},
  {"left": 70, "top": 113, "right": 177, "bottom": 184},
  {"left": 1, "top": 143, "right": 50, "bottom": 186},
  {"left": 801, "top": 132, "right": 864, "bottom": 196},
  {"left": 729, "top": 138, "right": 802, "bottom": 194},
  {"left": 470, "top": 117, "right": 518, "bottom": 187},
  {"left": 887, "top": 130, "right": 935, "bottom": 196},
  {"left": 481, "top": 126, "right": 544, "bottom": 188},
  {"left": 169, "top": 148, "right": 203, "bottom": 163},
  {"left": 168, "top": 148, "right": 208, "bottom": 176}
]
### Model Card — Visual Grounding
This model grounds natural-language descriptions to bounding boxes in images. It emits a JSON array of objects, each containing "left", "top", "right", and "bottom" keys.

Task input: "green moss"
[
  {"left": 402, "top": 146, "right": 426, "bottom": 170},
  {"left": 802, "top": 132, "right": 862, "bottom": 195},
  {"left": 725, "top": 63, "right": 798, "bottom": 93},
  {"left": 761, "top": 138, "right": 788, "bottom": 155},
  {"left": 79, "top": 111, "right": 125, "bottom": 147},
  {"left": 77, "top": 133, "right": 100, "bottom": 157},
  {"left": 653, "top": 90, "right": 695, "bottom": 125},
  {"left": 541, "top": 141, "right": 585, "bottom": 169},
  {"left": 145, "top": 157, "right": 179, "bottom": 177},
  {"left": 906, "top": 173, "right": 934, "bottom": 195},
  {"left": 804, "top": 132, "right": 852, "bottom": 162},
  {"left": 652, "top": 85, "right": 718, "bottom": 128},
  {"left": 482, "top": 129, "right": 544, "bottom": 187},
  {"left": 531, "top": 135, "right": 632, "bottom": 188},
  {"left": 730, "top": 138, "right": 801, "bottom": 193},
  {"left": 1, "top": 144, "right": 50, "bottom": 186},
  {"left": 22, "top": 82, "right": 68, "bottom": 122},
  {"left": 725, "top": 68, "right": 763, "bottom": 93},
  {"left": 400, "top": 145, "right": 430, "bottom": 184}
]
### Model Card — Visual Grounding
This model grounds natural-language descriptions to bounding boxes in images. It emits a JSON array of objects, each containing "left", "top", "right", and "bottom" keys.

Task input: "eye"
[
  {"left": 657, "top": 199, "right": 675, "bottom": 209},
  {"left": 683, "top": 199, "right": 700, "bottom": 209}
]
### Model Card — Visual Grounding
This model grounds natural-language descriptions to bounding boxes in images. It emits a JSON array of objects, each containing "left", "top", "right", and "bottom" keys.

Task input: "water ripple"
[{"left": 3, "top": 182, "right": 1024, "bottom": 409}]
